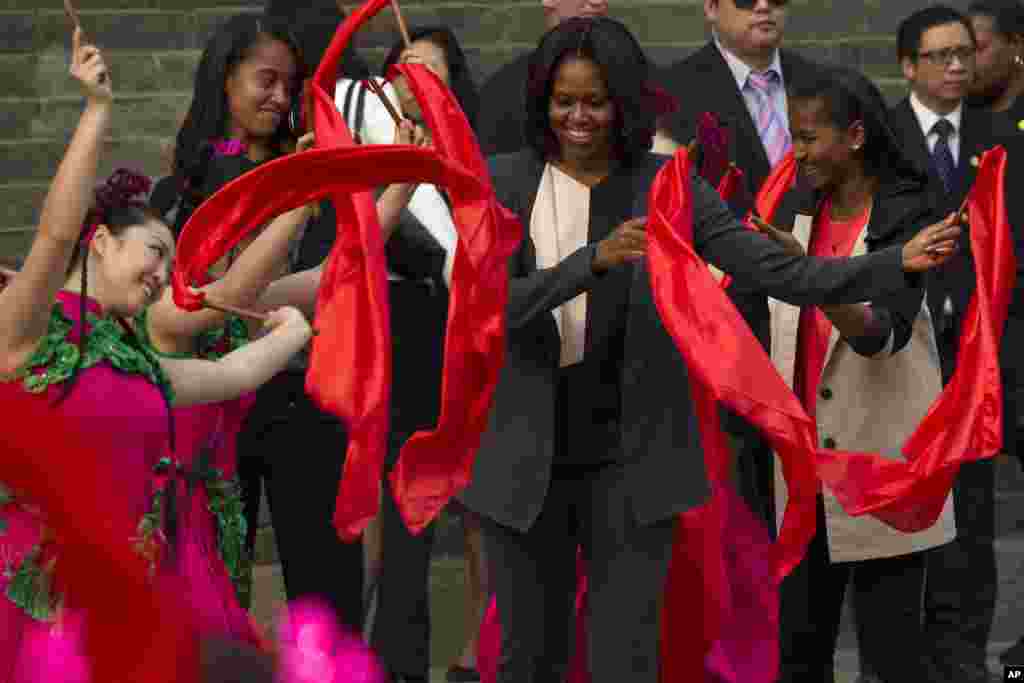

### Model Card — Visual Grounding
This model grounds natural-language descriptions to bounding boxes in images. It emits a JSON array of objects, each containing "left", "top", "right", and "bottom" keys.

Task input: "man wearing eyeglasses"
[{"left": 887, "top": 6, "right": 1004, "bottom": 683}]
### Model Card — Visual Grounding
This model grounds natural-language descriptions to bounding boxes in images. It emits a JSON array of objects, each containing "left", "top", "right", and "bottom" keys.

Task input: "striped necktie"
[{"left": 747, "top": 70, "right": 791, "bottom": 169}]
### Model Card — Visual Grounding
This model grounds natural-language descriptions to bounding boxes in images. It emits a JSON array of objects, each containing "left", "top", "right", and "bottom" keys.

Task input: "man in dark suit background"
[
  {"left": 658, "top": 0, "right": 819, "bottom": 530},
  {"left": 474, "top": 0, "right": 609, "bottom": 156},
  {"left": 886, "top": 7, "right": 1003, "bottom": 682}
]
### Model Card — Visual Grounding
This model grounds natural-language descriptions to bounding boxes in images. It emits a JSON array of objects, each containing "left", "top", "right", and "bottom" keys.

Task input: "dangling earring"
[{"left": 1015, "top": 53, "right": 1024, "bottom": 67}]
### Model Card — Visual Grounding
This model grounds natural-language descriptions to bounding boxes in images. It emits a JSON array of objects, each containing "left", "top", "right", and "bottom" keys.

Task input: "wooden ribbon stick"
[
  {"left": 201, "top": 296, "right": 320, "bottom": 336},
  {"left": 391, "top": 0, "right": 413, "bottom": 49},
  {"left": 64, "top": 0, "right": 107, "bottom": 84},
  {"left": 63, "top": 0, "right": 82, "bottom": 32},
  {"left": 200, "top": 296, "right": 268, "bottom": 324},
  {"left": 364, "top": 78, "right": 404, "bottom": 127}
]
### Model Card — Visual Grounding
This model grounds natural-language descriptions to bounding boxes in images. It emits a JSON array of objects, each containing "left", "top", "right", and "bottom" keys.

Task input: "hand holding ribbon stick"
[{"left": 64, "top": 0, "right": 106, "bottom": 84}]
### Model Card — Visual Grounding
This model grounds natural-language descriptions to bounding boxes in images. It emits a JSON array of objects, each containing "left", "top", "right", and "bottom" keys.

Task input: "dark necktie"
[{"left": 932, "top": 118, "right": 956, "bottom": 193}]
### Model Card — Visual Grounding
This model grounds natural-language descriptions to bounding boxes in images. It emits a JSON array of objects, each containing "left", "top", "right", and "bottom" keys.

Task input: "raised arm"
[
  {"left": 692, "top": 174, "right": 959, "bottom": 306},
  {"left": 160, "top": 306, "right": 312, "bottom": 407},
  {"left": 0, "top": 28, "right": 112, "bottom": 374}
]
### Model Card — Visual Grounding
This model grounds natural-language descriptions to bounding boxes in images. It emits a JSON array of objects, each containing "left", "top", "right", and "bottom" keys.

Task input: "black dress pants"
[
  {"left": 369, "top": 429, "right": 437, "bottom": 680},
  {"left": 778, "top": 496, "right": 928, "bottom": 683},
  {"left": 480, "top": 462, "right": 675, "bottom": 683},
  {"left": 236, "top": 370, "right": 365, "bottom": 632},
  {"left": 922, "top": 459, "right": 997, "bottom": 679}
]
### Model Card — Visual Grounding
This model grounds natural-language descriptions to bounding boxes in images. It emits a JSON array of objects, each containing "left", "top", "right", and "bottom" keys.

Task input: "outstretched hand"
[
  {"left": 70, "top": 27, "right": 111, "bottom": 103},
  {"left": 902, "top": 211, "right": 963, "bottom": 273}
]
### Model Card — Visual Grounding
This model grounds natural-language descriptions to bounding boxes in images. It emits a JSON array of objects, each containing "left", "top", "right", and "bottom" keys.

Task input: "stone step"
[
  {"left": 0, "top": 182, "right": 47, "bottom": 230},
  {"left": 0, "top": 6, "right": 261, "bottom": 55},
  {"left": 0, "top": 50, "right": 201, "bottom": 100},
  {"left": 0, "top": 91, "right": 189, "bottom": 141},
  {"left": 0, "top": 135, "right": 167, "bottom": 182}
]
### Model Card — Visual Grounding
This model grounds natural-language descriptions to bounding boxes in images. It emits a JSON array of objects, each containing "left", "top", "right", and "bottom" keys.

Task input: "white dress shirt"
[{"left": 909, "top": 92, "right": 962, "bottom": 165}]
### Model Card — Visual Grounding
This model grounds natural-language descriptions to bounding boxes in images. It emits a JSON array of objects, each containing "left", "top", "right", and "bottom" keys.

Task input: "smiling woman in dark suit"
[{"left": 455, "top": 16, "right": 962, "bottom": 683}]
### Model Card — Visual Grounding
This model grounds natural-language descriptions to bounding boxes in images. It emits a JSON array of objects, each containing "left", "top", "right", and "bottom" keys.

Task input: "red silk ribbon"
[
  {"left": 817, "top": 146, "right": 1014, "bottom": 528},
  {"left": 385, "top": 62, "right": 521, "bottom": 534},
  {"left": 173, "top": 0, "right": 520, "bottom": 540}
]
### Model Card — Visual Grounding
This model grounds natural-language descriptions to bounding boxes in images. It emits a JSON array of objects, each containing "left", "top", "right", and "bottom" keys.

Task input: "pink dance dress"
[
  {"left": 135, "top": 311, "right": 261, "bottom": 646},
  {"left": 0, "top": 292, "right": 259, "bottom": 682}
]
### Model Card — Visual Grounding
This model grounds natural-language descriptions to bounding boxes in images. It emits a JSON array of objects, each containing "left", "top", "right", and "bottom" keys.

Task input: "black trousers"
[
  {"left": 481, "top": 462, "right": 675, "bottom": 683},
  {"left": 778, "top": 497, "right": 928, "bottom": 683},
  {"left": 237, "top": 370, "right": 365, "bottom": 632},
  {"left": 369, "top": 429, "right": 437, "bottom": 679},
  {"left": 922, "top": 459, "right": 997, "bottom": 674}
]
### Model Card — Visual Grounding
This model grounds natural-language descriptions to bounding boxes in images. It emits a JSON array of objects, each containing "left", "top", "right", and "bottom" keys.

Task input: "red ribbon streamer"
[
  {"left": 173, "top": 0, "right": 521, "bottom": 541},
  {"left": 385, "top": 62, "right": 521, "bottom": 533},
  {"left": 817, "top": 146, "right": 1015, "bottom": 528}
]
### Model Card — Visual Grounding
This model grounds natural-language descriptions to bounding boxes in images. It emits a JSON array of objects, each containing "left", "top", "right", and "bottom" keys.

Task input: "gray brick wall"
[{"left": 0, "top": 0, "right": 974, "bottom": 257}]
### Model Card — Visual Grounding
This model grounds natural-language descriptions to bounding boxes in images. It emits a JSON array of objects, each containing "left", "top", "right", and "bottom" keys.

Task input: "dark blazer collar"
[{"left": 892, "top": 97, "right": 947, "bottom": 191}]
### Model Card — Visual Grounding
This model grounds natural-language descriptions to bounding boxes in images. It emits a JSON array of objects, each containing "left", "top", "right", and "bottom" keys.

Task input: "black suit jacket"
[
  {"left": 888, "top": 100, "right": 1010, "bottom": 360},
  {"left": 460, "top": 150, "right": 921, "bottom": 531}
]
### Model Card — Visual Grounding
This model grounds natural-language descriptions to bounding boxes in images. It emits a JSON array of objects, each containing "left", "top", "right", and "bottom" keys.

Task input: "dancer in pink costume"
[{"left": 0, "top": 28, "right": 313, "bottom": 681}]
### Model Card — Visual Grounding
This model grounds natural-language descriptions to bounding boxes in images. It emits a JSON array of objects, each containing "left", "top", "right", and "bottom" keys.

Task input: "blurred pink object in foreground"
[{"left": 276, "top": 598, "right": 384, "bottom": 683}]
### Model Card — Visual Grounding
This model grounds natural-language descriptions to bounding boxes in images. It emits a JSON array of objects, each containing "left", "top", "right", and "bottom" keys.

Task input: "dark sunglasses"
[{"left": 731, "top": 0, "right": 788, "bottom": 9}]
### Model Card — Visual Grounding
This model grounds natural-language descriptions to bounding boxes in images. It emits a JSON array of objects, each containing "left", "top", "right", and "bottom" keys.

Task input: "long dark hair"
[
  {"left": 60, "top": 170, "right": 175, "bottom": 448},
  {"left": 169, "top": 13, "right": 304, "bottom": 232},
  {"left": 381, "top": 25, "right": 481, "bottom": 131},
  {"left": 788, "top": 66, "right": 928, "bottom": 188},
  {"left": 524, "top": 17, "right": 659, "bottom": 166}
]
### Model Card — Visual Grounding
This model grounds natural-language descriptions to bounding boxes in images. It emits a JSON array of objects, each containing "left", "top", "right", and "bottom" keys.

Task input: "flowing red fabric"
[
  {"left": 816, "top": 146, "right": 1015, "bottom": 529},
  {"left": 305, "top": 0, "right": 395, "bottom": 540},
  {"left": 385, "top": 63, "right": 521, "bottom": 533},
  {"left": 171, "top": 146, "right": 492, "bottom": 543},
  {"left": 174, "top": 0, "right": 520, "bottom": 539},
  {"left": 656, "top": 151, "right": 788, "bottom": 683},
  {"left": 646, "top": 148, "right": 819, "bottom": 581},
  {"left": 0, "top": 384, "right": 200, "bottom": 683}
]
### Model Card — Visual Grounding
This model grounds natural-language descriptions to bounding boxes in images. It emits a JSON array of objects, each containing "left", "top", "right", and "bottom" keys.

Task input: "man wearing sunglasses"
[
  {"left": 658, "top": 0, "right": 816, "bottom": 546},
  {"left": 887, "top": 6, "right": 1012, "bottom": 683}
]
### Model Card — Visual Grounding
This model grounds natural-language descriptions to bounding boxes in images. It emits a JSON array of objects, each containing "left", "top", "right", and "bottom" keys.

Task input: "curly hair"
[{"left": 524, "top": 17, "right": 659, "bottom": 166}]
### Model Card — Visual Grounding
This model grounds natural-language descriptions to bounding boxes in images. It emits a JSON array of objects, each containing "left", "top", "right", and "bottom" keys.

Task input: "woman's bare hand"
[{"left": 69, "top": 27, "right": 112, "bottom": 104}]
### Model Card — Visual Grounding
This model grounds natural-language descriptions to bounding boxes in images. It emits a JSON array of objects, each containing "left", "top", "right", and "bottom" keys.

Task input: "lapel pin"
[{"left": 970, "top": 155, "right": 980, "bottom": 167}]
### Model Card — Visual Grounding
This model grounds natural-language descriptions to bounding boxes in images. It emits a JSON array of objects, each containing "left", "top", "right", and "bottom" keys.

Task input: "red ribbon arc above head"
[
  {"left": 384, "top": 61, "right": 522, "bottom": 534},
  {"left": 174, "top": 0, "right": 521, "bottom": 541}
]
